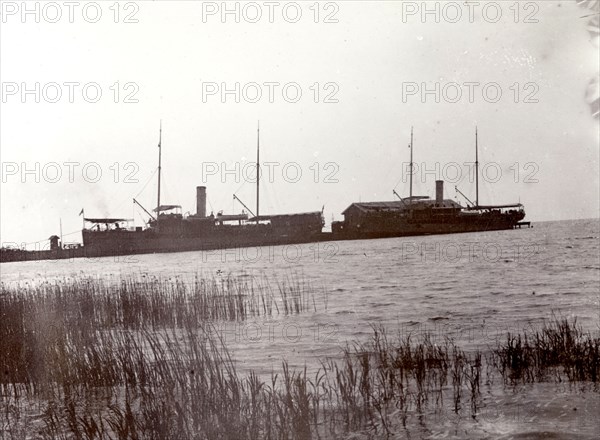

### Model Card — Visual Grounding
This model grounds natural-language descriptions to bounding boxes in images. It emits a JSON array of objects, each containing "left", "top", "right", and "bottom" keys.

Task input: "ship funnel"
[
  {"left": 196, "top": 186, "right": 207, "bottom": 217},
  {"left": 435, "top": 180, "right": 444, "bottom": 205}
]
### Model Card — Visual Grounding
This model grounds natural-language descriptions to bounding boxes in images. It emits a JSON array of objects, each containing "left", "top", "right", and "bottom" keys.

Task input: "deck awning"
[
  {"left": 404, "top": 196, "right": 430, "bottom": 201},
  {"left": 341, "top": 201, "right": 408, "bottom": 215},
  {"left": 247, "top": 212, "right": 322, "bottom": 222},
  {"left": 216, "top": 214, "right": 249, "bottom": 221},
  {"left": 153, "top": 205, "right": 182, "bottom": 212},
  {"left": 84, "top": 218, "right": 133, "bottom": 223}
]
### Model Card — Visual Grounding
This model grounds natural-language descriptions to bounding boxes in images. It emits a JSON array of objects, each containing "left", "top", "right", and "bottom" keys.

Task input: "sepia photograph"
[{"left": 1, "top": 1, "right": 599, "bottom": 438}]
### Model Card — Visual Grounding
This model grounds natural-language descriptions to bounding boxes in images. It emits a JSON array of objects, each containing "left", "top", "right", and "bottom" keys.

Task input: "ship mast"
[
  {"left": 475, "top": 126, "right": 479, "bottom": 208},
  {"left": 157, "top": 121, "right": 162, "bottom": 231},
  {"left": 233, "top": 194, "right": 255, "bottom": 218},
  {"left": 409, "top": 126, "right": 414, "bottom": 204},
  {"left": 256, "top": 121, "right": 260, "bottom": 223}
]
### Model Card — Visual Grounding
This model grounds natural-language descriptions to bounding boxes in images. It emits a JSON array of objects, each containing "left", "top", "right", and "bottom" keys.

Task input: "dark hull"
[
  {"left": 81, "top": 228, "right": 325, "bottom": 258},
  {"left": 1, "top": 216, "right": 527, "bottom": 263},
  {"left": 0, "top": 247, "right": 87, "bottom": 263},
  {"left": 332, "top": 215, "right": 524, "bottom": 240}
]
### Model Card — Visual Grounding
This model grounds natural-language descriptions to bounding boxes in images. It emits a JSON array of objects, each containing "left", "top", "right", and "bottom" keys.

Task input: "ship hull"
[
  {"left": 81, "top": 228, "right": 325, "bottom": 258},
  {"left": 331, "top": 209, "right": 526, "bottom": 240},
  {"left": 1, "top": 209, "right": 527, "bottom": 263},
  {"left": 331, "top": 220, "right": 520, "bottom": 240}
]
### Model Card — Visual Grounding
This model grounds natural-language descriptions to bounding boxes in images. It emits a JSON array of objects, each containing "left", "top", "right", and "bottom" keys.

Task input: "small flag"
[{"left": 79, "top": 208, "right": 84, "bottom": 216}]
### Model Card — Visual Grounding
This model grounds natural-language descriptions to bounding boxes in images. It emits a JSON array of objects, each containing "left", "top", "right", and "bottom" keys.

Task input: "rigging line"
[
  {"left": 21, "top": 229, "right": 81, "bottom": 246},
  {"left": 134, "top": 168, "right": 158, "bottom": 199},
  {"left": 393, "top": 142, "right": 411, "bottom": 191},
  {"left": 226, "top": 169, "right": 252, "bottom": 213},
  {"left": 229, "top": 156, "right": 260, "bottom": 210},
  {"left": 61, "top": 230, "right": 82, "bottom": 238},
  {"left": 233, "top": 173, "right": 248, "bottom": 196},
  {"left": 96, "top": 168, "right": 156, "bottom": 216},
  {"left": 392, "top": 176, "right": 405, "bottom": 191},
  {"left": 206, "top": 195, "right": 215, "bottom": 215},
  {"left": 159, "top": 173, "right": 179, "bottom": 206},
  {"left": 109, "top": 169, "right": 158, "bottom": 217}
]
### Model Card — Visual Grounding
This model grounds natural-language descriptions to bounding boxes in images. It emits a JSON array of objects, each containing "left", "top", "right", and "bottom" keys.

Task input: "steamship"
[
  {"left": 81, "top": 125, "right": 325, "bottom": 258},
  {"left": 331, "top": 128, "right": 526, "bottom": 238}
]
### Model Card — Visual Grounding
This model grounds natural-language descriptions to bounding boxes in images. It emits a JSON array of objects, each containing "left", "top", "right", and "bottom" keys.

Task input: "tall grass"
[
  {"left": 1, "top": 276, "right": 599, "bottom": 438},
  {"left": 0, "top": 272, "right": 320, "bottom": 331},
  {"left": 492, "top": 317, "right": 600, "bottom": 385}
]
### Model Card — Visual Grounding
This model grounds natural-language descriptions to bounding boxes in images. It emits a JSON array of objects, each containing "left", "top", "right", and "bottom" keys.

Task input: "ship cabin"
[
  {"left": 81, "top": 218, "right": 137, "bottom": 249},
  {"left": 49, "top": 235, "right": 61, "bottom": 250},
  {"left": 84, "top": 217, "right": 134, "bottom": 232},
  {"left": 187, "top": 186, "right": 324, "bottom": 232},
  {"left": 337, "top": 199, "right": 462, "bottom": 226},
  {"left": 154, "top": 205, "right": 183, "bottom": 220},
  {"left": 333, "top": 180, "right": 463, "bottom": 234},
  {"left": 143, "top": 205, "right": 182, "bottom": 233},
  {"left": 248, "top": 212, "right": 325, "bottom": 233}
]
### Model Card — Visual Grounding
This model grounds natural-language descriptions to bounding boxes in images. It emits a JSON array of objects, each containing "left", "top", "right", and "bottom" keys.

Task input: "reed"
[
  {"left": 0, "top": 271, "right": 320, "bottom": 332},
  {"left": 1, "top": 278, "right": 598, "bottom": 439},
  {"left": 492, "top": 316, "right": 600, "bottom": 385}
]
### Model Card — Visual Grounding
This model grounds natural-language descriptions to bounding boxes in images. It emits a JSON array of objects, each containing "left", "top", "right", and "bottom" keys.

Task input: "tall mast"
[
  {"left": 409, "top": 126, "right": 414, "bottom": 203},
  {"left": 256, "top": 121, "right": 260, "bottom": 222},
  {"left": 157, "top": 121, "right": 162, "bottom": 230},
  {"left": 475, "top": 126, "right": 479, "bottom": 208}
]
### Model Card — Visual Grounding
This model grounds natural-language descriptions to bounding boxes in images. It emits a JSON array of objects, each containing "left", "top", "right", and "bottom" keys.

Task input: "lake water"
[{"left": 2, "top": 218, "right": 599, "bottom": 438}]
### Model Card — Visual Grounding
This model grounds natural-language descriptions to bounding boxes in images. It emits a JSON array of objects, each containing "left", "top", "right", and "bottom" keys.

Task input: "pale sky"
[{"left": 1, "top": 1, "right": 599, "bottom": 248}]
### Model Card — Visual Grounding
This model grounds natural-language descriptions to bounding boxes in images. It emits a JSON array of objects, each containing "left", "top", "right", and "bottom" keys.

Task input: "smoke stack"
[
  {"left": 196, "top": 186, "right": 206, "bottom": 217},
  {"left": 435, "top": 180, "right": 444, "bottom": 205}
]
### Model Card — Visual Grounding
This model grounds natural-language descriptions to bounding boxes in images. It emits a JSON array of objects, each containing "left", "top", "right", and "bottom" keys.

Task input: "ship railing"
[
  {"left": 83, "top": 218, "right": 134, "bottom": 232},
  {"left": 466, "top": 203, "right": 524, "bottom": 212}
]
